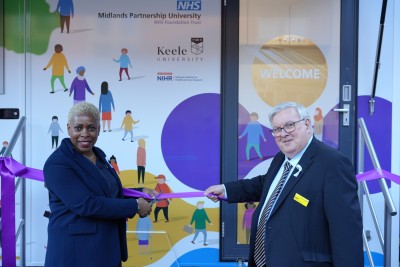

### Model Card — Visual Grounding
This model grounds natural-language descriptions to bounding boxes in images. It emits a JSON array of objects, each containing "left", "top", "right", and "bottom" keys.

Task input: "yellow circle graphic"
[{"left": 252, "top": 35, "right": 328, "bottom": 107}]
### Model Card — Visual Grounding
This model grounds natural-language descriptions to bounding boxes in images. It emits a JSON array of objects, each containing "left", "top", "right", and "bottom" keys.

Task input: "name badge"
[{"left": 294, "top": 193, "right": 309, "bottom": 207}]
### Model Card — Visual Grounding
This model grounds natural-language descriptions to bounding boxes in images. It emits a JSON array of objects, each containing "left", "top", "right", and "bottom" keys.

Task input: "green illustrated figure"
[
  {"left": 190, "top": 201, "right": 212, "bottom": 246},
  {"left": 43, "top": 44, "right": 71, "bottom": 94}
]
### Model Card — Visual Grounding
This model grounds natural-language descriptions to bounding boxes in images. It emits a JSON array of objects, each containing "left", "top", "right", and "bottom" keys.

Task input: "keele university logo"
[
  {"left": 156, "top": 37, "right": 204, "bottom": 61},
  {"left": 156, "top": 37, "right": 204, "bottom": 81}
]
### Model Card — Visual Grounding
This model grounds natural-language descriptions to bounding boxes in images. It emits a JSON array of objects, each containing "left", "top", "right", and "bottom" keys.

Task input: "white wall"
[{"left": 358, "top": 0, "right": 399, "bottom": 266}]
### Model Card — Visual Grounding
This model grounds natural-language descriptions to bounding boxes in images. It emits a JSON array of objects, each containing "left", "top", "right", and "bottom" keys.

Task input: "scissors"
[{"left": 147, "top": 192, "right": 162, "bottom": 206}]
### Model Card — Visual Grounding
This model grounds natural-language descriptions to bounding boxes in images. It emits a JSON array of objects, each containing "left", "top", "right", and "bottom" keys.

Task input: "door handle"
[
  {"left": 333, "top": 108, "right": 349, "bottom": 112},
  {"left": 333, "top": 104, "right": 350, "bottom": 126}
]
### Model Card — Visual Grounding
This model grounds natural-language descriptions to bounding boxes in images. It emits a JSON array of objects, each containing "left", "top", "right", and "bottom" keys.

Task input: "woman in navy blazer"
[
  {"left": 44, "top": 102, "right": 155, "bottom": 267},
  {"left": 205, "top": 102, "right": 363, "bottom": 267}
]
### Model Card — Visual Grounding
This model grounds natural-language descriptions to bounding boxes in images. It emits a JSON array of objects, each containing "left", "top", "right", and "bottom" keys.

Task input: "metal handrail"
[
  {"left": 3, "top": 116, "right": 27, "bottom": 267},
  {"left": 357, "top": 117, "right": 397, "bottom": 267}
]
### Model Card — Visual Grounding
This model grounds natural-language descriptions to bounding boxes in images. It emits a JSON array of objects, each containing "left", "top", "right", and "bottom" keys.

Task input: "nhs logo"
[{"left": 177, "top": 0, "right": 201, "bottom": 11}]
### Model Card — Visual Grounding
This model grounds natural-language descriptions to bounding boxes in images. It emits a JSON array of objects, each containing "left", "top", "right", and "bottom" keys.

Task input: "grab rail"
[
  {"left": 3, "top": 116, "right": 27, "bottom": 267},
  {"left": 357, "top": 117, "right": 397, "bottom": 267}
]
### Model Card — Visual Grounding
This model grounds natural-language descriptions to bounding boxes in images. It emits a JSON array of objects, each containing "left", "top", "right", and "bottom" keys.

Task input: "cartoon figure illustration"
[
  {"left": 47, "top": 115, "right": 63, "bottom": 149},
  {"left": 56, "top": 0, "right": 74, "bottom": 34},
  {"left": 43, "top": 44, "right": 71, "bottom": 94},
  {"left": 242, "top": 202, "right": 256, "bottom": 244},
  {"left": 109, "top": 155, "right": 120, "bottom": 175},
  {"left": 137, "top": 139, "right": 146, "bottom": 184},
  {"left": 136, "top": 216, "right": 152, "bottom": 255},
  {"left": 314, "top": 107, "right": 324, "bottom": 141},
  {"left": 113, "top": 48, "right": 132, "bottom": 81},
  {"left": 120, "top": 110, "right": 139, "bottom": 142},
  {"left": 190, "top": 201, "right": 212, "bottom": 246},
  {"left": 98, "top": 81, "right": 115, "bottom": 132},
  {"left": 0, "top": 141, "right": 11, "bottom": 157},
  {"left": 239, "top": 112, "right": 266, "bottom": 161},
  {"left": 153, "top": 174, "right": 172, "bottom": 223},
  {"left": 69, "top": 66, "right": 94, "bottom": 105}
]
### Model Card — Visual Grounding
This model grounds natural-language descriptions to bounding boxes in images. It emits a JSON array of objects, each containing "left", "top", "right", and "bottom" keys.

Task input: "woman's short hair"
[{"left": 68, "top": 102, "right": 100, "bottom": 125}]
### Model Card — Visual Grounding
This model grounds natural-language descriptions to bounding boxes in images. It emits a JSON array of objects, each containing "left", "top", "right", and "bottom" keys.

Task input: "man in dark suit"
[{"left": 205, "top": 102, "right": 363, "bottom": 267}]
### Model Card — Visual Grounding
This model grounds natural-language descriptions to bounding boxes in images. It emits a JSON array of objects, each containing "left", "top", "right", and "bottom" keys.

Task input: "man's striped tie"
[{"left": 254, "top": 161, "right": 292, "bottom": 266}]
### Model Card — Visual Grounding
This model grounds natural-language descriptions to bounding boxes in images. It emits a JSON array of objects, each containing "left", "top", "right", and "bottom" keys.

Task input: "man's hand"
[
  {"left": 137, "top": 197, "right": 152, "bottom": 218},
  {"left": 204, "top": 184, "right": 226, "bottom": 202}
]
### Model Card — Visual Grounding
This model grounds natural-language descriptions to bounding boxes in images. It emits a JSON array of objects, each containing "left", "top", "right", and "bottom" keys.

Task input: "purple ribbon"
[
  {"left": 3, "top": 157, "right": 399, "bottom": 267},
  {"left": 122, "top": 188, "right": 207, "bottom": 199},
  {"left": 0, "top": 157, "right": 217, "bottom": 266},
  {"left": 1, "top": 157, "right": 18, "bottom": 267},
  {"left": 356, "top": 169, "right": 400, "bottom": 184}
]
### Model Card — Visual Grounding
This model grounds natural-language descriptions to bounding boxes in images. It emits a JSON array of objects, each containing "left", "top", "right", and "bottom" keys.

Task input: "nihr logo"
[
  {"left": 177, "top": 0, "right": 201, "bottom": 11},
  {"left": 157, "top": 72, "right": 173, "bottom": 81}
]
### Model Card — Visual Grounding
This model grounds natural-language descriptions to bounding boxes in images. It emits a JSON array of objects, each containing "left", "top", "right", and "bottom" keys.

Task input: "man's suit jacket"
[
  {"left": 44, "top": 138, "right": 138, "bottom": 267},
  {"left": 225, "top": 137, "right": 363, "bottom": 267}
]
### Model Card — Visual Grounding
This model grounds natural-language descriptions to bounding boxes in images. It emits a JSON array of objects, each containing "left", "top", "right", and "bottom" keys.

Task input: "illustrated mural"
[{"left": 0, "top": 0, "right": 397, "bottom": 266}]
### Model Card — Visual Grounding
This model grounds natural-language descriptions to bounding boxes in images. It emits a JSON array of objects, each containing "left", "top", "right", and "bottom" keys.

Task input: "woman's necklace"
[{"left": 83, "top": 151, "right": 95, "bottom": 161}]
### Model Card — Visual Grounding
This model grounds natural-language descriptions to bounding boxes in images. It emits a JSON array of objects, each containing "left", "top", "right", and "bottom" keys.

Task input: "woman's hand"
[
  {"left": 136, "top": 198, "right": 152, "bottom": 218},
  {"left": 142, "top": 187, "right": 158, "bottom": 199}
]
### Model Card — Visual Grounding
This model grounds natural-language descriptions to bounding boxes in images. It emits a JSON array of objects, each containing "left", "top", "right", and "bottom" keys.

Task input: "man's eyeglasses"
[{"left": 270, "top": 119, "right": 305, "bottom": 137}]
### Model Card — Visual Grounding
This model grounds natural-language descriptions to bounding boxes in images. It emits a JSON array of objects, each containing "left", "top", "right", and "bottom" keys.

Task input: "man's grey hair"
[
  {"left": 268, "top": 102, "right": 311, "bottom": 124},
  {"left": 68, "top": 102, "right": 100, "bottom": 125}
]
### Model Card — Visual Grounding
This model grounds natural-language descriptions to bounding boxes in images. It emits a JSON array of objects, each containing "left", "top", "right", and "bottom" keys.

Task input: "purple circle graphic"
[
  {"left": 161, "top": 93, "right": 220, "bottom": 191},
  {"left": 358, "top": 96, "right": 392, "bottom": 194}
]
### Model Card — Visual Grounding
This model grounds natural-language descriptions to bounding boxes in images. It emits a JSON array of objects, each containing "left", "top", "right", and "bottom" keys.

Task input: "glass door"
[
  {"left": 237, "top": 0, "right": 341, "bottom": 244},
  {"left": 220, "top": 0, "right": 358, "bottom": 260}
]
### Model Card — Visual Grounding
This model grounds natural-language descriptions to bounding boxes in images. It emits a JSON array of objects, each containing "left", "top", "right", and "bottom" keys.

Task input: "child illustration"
[
  {"left": 153, "top": 174, "right": 172, "bottom": 223},
  {"left": 47, "top": 115, "right": 63, "bottom": 149},
  {"left": 98, "top": 81, "right": 115, "bottom": 132},
  {"left": 242, "top": 202, "right": 256, "bottom": 244},
  {"left": 109, "top": 155, "right": 120, "bottom": 175},
  {"left": 43, "top": 44, "right": 71, "bottom": 93},
  {"left": 239, "top": 112, "right": 266, "bottom": 161},
  {"left": 136, "top": 216, "right": 153, "bottom": 255},
  {"left": 314, "top": 107, "right": 324, "bottom": 141},
  {"left": 69, "top": 66, "right": 94, "bottom": 105},
  {"left": 113, "top": 48, "right": 132, "bottom": 81},
  {"left": 120, "top": 110, "right": 139, "bottom": 142},
  {"left": 190, "top": 201, "right": 212, "bottom": 246},
  {"left": 137, "top": 139, "right": 146, "bottom": 184}
]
